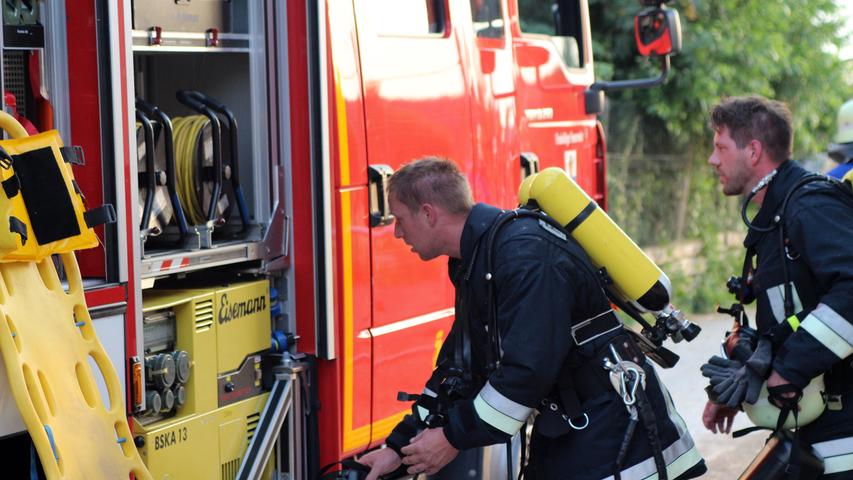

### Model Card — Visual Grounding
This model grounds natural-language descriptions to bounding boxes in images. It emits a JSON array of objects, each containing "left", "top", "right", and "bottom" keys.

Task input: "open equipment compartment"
[{"left": 130, "top": 0, "right": 273, "bottom": 274}]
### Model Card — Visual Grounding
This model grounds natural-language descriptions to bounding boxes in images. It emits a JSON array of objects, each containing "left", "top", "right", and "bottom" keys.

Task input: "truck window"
[
  {"left": 375, "top": 0, "right": 445, "bottom": 36},
  {"left": 518, "top": 0, "right": 584, "bottom": 68},
  {"left": 471, "top": 0, "right": 504, "bottom": 38}
]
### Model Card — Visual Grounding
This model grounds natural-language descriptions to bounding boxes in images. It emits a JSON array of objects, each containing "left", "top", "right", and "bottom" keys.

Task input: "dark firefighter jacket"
[
  {"left": 386, "top": 203, "right": 704, "bottom": 480},
  {"left": 744, "top": 160, "right": 853, "bottom": 470}
]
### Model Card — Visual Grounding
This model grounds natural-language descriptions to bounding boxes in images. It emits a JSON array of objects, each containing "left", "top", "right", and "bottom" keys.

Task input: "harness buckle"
[
  {"left": 603, "top": 344, "right": 647, "bottom": 413},
  {"left": 562, "top": 413, "right": 590, "bottom": 430},
  {"left": 571, "top": 309, "right": 622, "bottom": 346},
  {"left": 827, "top": 394, "right": 843, "bottom": 411}
]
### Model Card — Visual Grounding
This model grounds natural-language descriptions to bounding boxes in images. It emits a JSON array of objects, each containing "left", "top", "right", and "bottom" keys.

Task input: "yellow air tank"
[{"left": 522, "top": 167, "right": 671, "bottom": 313}]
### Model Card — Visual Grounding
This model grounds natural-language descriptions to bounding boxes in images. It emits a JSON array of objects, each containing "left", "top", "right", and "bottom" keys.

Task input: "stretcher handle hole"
[
  {"left": 0, "top": 269, "right": 6, "bottom": 303},
  {"left": 6, "top": 314, "right": 20, "bottom": 353},
  {"left": 36, "top": 257, "right": 61, "bottom": 291},
  {"left": 1, "top": 268, "right": 14, "bottom": 295},
  {"left": 22, "top": 363, "right": 49, "bottom": 423},
  {"left": 42, "top": 424, "right": 65, "bottom": 476},
  {"left": 59, "top": 253, "right": 82, "bottom": 295},
  {"left": 37, "top": 369, "right": 57, "bottom": 417},
  {"left": 88, "top": 351, "right": 116, "bottom": 412},
  {"left": 115, "top": 420, "right": 135, "bottom": 458},
  {"left": 75, "top": 360, "right": 100, "bottom": 410},
  {"left": 73, "top": 304, "right": 94, "bottom": 342}
]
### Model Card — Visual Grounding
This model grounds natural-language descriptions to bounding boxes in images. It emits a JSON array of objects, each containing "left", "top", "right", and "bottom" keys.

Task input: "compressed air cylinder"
[{"left": 521, "top": 167, "right": 672, "bottom": 312}]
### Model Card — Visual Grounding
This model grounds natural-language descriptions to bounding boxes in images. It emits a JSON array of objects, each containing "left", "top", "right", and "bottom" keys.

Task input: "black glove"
[{"left": 700, "top": 339, "right": 772, "bottom": 408}]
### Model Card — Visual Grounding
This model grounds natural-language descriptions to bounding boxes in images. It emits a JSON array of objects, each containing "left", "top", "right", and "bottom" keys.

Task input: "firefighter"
[
  {"left": 827, "top": 99, "right": 853, "bottom": 179},
  {"left": 701, "top": 95, "right": 853, "bottom": 478},
  {"left": 358, "top": 157, "right": 706, "bottom": 480}
]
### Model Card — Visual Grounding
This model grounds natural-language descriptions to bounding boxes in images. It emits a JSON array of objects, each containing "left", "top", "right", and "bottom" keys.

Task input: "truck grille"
[
  {"left": 246, "top": 412, "right": 260, "bottom": 443},
  {"left": 221, "top": 458, "right": 240, "bottom": 480},
  {"left": 194, "top": 299, "right": 214, "bottom": 332},
  {"left": 2, "top": 50, "right": 26, "bottom": 118}
]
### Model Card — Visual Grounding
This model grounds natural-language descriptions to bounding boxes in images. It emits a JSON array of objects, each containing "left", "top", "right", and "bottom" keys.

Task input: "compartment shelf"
[
  {"left": 131, "top": 29, "right": 250, "bottom": 53},
  {"left": 140, "top": 239, "right": 264, "bottom": 279}
]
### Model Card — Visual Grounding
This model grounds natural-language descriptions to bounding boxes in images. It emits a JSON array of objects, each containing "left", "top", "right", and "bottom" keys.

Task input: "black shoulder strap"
[
  {"left": 482, "top": 209, "right": 569, "bottom": 371},
  {"left": 454, "top": 254, "right": 474, "bottom": 381},
  {"left": 83, "top": 205, "right": 117, "bottom": 228},
  {"left": 8, "top": 216, "right": 26, "bottom": 244},
  {"left": 731, "top": 247, "right": 756, "bottom": 328},
  {"left": 776, "top": 174, "right": 852, "bottom": 319},
  {"left": 484, "top": 208, "right": 559, "bottom": 276},
  {"left": 60, "top": 146, "right": 85, "bottom": 166},
  {"left": 1, "top": 175, "right": 19, "bottom": 198}
]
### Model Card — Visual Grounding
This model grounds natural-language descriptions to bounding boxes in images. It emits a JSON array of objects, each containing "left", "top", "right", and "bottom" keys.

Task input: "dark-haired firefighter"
[
  {"left": 358, "top": 157, "right": 706, "bottom": 480},
  {"left": 703, "top": 95, "right": 853, "bottom": 478}
]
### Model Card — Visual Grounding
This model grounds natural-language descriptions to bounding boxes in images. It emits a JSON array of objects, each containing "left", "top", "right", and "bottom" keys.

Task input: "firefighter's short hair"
[
  {"left": 388, "top": 157, "right": 474, "bottom": 215},
  {"left": 710, "top": 95, "right": 793, "bottom": 163}
]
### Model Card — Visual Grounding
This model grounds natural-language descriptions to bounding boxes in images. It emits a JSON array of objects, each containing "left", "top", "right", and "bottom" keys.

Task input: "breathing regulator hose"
[
  {"left": 740, "top": 169, "right": 778, "bottom": 233},
  {"left": 172, "top": 115, "right": 210, "bottom": 225}
]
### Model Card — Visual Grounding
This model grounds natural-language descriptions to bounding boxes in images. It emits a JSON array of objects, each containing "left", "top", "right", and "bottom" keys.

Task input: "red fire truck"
[{"left": 0, "top": 1, "right": 679, "bottom": 478}]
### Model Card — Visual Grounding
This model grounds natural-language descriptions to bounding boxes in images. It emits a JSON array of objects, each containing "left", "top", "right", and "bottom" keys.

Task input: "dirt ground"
[{"left": 657, "top": 313, "right": 766, "bottom": 479}]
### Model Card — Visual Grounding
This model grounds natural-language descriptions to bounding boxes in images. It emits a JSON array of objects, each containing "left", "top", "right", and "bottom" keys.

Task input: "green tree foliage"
[
  {"left": 589, "top": 0, "right": 852, "bottom": 311},
  {"left": 592, "top": 0, "right": 850, "bottom": 154}
]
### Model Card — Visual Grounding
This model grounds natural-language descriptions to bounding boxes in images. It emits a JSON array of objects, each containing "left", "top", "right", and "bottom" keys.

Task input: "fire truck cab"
[{"left": 0, "top": 0, "right": 679, "bottom": 478}]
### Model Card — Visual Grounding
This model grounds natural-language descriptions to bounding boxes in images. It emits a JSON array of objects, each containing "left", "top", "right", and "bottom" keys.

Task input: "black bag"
[{"left": 739, "top": 430, "right": 824, "bottom": 480}]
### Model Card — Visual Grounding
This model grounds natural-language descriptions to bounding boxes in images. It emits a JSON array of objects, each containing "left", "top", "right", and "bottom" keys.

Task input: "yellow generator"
[{"left": 133, "top": 278, "right": 274, "bottom": 479}]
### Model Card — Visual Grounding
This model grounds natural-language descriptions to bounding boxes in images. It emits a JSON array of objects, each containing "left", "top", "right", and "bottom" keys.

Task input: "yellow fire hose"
[{"left": 172, "top": 115, "right": 210, "bottom": 225}]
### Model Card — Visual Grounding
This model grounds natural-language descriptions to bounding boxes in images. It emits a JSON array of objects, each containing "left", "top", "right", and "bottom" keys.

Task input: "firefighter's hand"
[
  {"left": 357, "top": 447, "right": 401, "bottom": 480},
  {"left": 702, "top": 400, "right": 738, "bottom": 434},
  {"left": 400, "top": 428, "right": 459, "bottom": 476},
  {"left": 766, "top": 370, "right": 793, "bottom": 392},
  {"left": 767, "top": 370, "right": 801, "bottom": 409}
]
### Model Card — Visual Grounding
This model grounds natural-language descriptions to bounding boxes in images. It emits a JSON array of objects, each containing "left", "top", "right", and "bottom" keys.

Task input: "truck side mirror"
[
  {"left": 585, "top": 2, "right": 682, "bottom": 114},
  {"left": 634, "top": 7, "right": 681, "bottom": 57}
]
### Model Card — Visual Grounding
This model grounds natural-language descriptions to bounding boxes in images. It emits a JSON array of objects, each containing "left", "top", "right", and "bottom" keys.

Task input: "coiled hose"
[{"left": 172, "top": 115, "right": 210, "bottom": 225}]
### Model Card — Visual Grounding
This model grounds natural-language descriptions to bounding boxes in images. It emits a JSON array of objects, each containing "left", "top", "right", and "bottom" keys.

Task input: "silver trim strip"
[
  {"left": 479, "top": 381, "right": 533, "bottom": 421},
  {"left": 813, "top": 436, "right": 853, "bottom": 458},
  {"left": 601, "top": 432, "right": 700, "bottom": 480},
  {"left": 44, "top": 1, "right": 72, "bottom": 142},
  {"left": 812, "top": 436, "right": 853, "bottom": 474},
  {"left": 527, "top": 119, "right": 598, "bottom": 129},
  {"left": 358, "top": 308, "right": 455, "bottom": 338},
  {"left": 766, "top": 282, "right": 803, "bottom": 323},
  {"left": 473, "top": 394, "right": 526, "bottom": 435},
  {"left": 130, "top": 30, "right": 252, "bottom": 40},
  {"left": 115, "top": 0, "right": 143, "bottom": 409},
  {"left": 801, "top": 304, "right": 853, "bottom": 359},
  {"left": 130, "top": 46, "right": 251, "bottom": 53},
  {"left": 812, "top": 303, "right": 853, "bottom": 343},
  {"left": 318, "top": 1, "right": 335, "bottom": 360},
  {"left": 248, "top": 0, "right": 271, "bottom": 225}
]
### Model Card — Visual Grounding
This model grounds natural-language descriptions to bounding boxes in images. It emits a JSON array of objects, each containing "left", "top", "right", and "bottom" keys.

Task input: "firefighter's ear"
[
  {"left": 421, "top": 203, "right": 440, "bottom": 227},
  {"left": 747, "top": 139, "right": 763, "bottom": 164}
]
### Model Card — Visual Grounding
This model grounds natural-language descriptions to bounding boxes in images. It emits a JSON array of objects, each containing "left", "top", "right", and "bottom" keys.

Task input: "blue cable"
[
  {"left": 43, "top": 425, "right": 58, "bottom": 460},
  {"left": 29, "top": 442, "right": 38, "bottom": 480}
]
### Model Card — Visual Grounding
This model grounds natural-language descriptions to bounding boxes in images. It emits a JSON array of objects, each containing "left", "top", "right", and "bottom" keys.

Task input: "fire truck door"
[
  {"left": 468, "top": 0, "right": 520, "bottom": 207},
  {"left": 353, "top": 0, "right": 473, "bottom": 447},
  {"left": 511, "top": 0, "right": 602, "bottom": 198}
]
